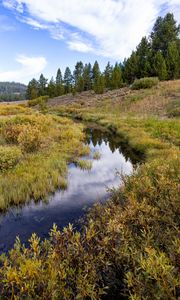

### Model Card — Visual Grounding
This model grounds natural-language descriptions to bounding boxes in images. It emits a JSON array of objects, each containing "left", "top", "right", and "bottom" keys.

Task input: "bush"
[
  {"left": 28, "top": 96, "right": 49, "bottom": 107},
  {"left": 18, "top": 124, "right": 43, "bottom": 152},
  {"left": 0, "top": 146, "right": 22, "bottom": 171},
  {"left": 3, "top": 124, "right": 24, "bottom": 144},
  {"left": 131, "top": 77, "right": 159, "bottom": 90}
]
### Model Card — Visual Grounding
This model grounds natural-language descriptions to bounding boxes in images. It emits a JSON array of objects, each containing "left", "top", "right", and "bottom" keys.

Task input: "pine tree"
[
  {"left": 83, "top": 63, "right": 92, "bottom": 91},
  {"left": 153, "top": 51, "right": 168, "bottom": 80},
  {"left": 26, "top": 78, "right": 39, "bottom": 99},
  {"left": 151, "top": 13, "right": 180, "bottom": 56},
  {"left": 94, "top": 74, "right": 105, "bottom": 94},
  {"left": 74, "top": 62, "right": 84, "bottom": 85},
  {"left": 56, "top": 68, "right": 63, "bottom": 85},
  {"left": 92, "top": 61, "right": 101, "bottom": 88},
  {"left": 56, "top": 68, "right": 64, "bottom": 96},
  {"left": 123, "top": 51, "right": 139, "bottom": 83},
  {"left": 136, "top": 37, "right": 152, "bottom": 78},
  {"left": 64, "top": 67, "right": 73, "bottom": 94},
  {"left": 111, "top": 63, "right": 123, "bottom": 89},
  {"left": 76, "top": 76, "right": 84, "bottom": 92},
  {"left": 47, "top": 77, "right": 56, "bottom": 97},
  {"left": 38, "top": 74, "right": 48, "bottom": 96},
  {"left": 104, "top": 62, "right": 113, "bottom": 89},
  {"left": 166, "top": 41, "right": 180, "bottom": 79}
]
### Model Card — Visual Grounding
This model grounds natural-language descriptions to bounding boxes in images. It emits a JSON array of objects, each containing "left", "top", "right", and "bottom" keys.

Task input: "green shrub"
[
  {"left": 131, "top": 77, "right": 159, "bottom": 90},
  {"left": 28, "top": 96, "right": 49, "bottom": 107},
  {"left": 0, "top": 146, "right": 22, "bottom": 171}
]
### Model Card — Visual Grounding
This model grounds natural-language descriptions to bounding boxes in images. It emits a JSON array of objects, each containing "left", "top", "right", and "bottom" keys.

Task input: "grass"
[
  {"left": 0, "top": 80, "right": 180, "bottom": 299},
  {"left": 0, "top": 105, "right": 88, "bottom": 210},
  {"left": 74, "top": 158, "right": 92, "bottom": 170}
]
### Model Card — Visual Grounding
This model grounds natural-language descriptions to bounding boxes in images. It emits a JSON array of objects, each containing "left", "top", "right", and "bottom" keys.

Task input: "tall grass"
[{"left": 0, "top": 106, "right": 88, "bottom": 210}]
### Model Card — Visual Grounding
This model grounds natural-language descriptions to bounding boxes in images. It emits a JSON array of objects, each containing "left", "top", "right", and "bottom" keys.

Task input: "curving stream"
[{"left": 0, "top": 126, "right": 141, "bottom": 253}]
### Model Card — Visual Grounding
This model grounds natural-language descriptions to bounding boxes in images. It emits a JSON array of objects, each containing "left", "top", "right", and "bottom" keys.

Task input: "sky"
[{"left": 0, "top": 0, "right": 179, "bottom": 84}]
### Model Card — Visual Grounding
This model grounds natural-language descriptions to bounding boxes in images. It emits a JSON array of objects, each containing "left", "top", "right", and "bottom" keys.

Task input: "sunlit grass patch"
[
  {"left": 74, "top": 159, "right": 92, "bottom": 170},
  {"left": 0, "top": 108, "right": 88, "bottom": 210},
  {"left": 0, "top": 104, "right": 32, "bottom": 116}
]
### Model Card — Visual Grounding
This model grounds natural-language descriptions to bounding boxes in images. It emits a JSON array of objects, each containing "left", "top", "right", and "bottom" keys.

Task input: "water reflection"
[{"left": 0, "top": 127, "right": 138, "bottom": 253}]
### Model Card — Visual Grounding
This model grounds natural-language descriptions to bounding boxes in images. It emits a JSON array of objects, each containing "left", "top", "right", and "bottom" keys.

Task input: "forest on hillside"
[
  {"left": 26, "top": 13, "right": 180, "bottom": 99},
  {"left": 0, "top": 82, "right": 27, "bottom": 101}
]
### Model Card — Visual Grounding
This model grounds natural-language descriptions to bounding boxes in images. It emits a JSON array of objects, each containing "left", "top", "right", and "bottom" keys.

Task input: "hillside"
[
  {"left": 0, "top": 82, "right": 27, "bottom": 101},
  {"left": 47, "top": 79, "right": 180, "bottom": 118}
]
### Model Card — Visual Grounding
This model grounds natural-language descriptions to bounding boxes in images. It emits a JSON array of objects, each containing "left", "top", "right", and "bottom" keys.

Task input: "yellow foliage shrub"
[
  {"left": 0, "top": 146, "right": 22, "bottom": 171},
  {"left": 18, "top": 124, "right": 43, "bottom": 152},
  {"left": 3, "top": 124, "right": 24, "bottom": 143}
]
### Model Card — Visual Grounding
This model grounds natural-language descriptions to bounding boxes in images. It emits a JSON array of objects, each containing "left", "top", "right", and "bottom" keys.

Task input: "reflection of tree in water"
[{"left": 85, "top": 127, "right": 144, "bottom": 166}]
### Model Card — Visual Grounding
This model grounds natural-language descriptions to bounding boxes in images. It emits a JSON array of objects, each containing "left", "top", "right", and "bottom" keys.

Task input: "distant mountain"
[{"left": 0, "top": 82, "right": 27, "bottom": 102}]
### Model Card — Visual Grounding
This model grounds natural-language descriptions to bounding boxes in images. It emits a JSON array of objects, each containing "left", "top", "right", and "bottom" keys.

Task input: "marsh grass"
[
  {"left": 74, "top": 159, "right": 92, "bottom": 170},
  {"left": 0, "top": 105, "right": 88, "bottom": 210}
]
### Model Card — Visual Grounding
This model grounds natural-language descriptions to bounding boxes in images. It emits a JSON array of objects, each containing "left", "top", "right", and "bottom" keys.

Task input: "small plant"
[
  {"left": 0, "top": 146, "right": 22, "bottom": 171},
  {"left": 74, "top": 159, "right": 92, "bottom": 170},
  {"left": 131, "top": 77, "right": 159, "bottom": 90},
  {"left": 93, "top": 151, "right": 101, "bottom": 160}
]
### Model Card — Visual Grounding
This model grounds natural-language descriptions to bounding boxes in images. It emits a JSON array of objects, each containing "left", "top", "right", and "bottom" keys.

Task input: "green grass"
[{"left": 74, "top": 159, "right": 92, "bottom": 170}]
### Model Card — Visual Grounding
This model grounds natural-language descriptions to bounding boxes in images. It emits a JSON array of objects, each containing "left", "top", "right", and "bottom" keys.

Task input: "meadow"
[
  {"left": 0, "top": 104, "right": 89, "bottom": 210},
  {"left": 0, "top": 80, "right": 179, "bottom": 299}
]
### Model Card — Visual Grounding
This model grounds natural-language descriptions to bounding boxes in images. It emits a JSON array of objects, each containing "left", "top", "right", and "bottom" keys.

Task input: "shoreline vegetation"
[
  {"left": 0, "top": 105, "right": 89, "bottom": 211},
  {"left": 0, "top": 78, "right": 179, "bottom": 299}
]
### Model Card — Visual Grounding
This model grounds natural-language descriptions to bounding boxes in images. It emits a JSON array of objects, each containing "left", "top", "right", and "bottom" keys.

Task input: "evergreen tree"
[
  {"left": 94, "top": 74, "right": 105, "bottom": 94},
  {"left": 76, "top": 76, "right": 84, "bottom": 92},
  {"left": 56, "top": 68, "right": 64, "bottom": 96},
  {"left": 151, "top": 13, "right": 180, "bottom": 56},
  {"left": 166, "top": 41, "right": 180, "bottom": 79},
  {"left": 26, "top": 78, "right": 39, "bottom": 99},
  {"left": 38, "top": 74, "right": 48, "bottom": 96},
  {"left": 74, "top": 62, "right": 84, "bottom": 85},
  {"left": 83, "top": 63, "right": 92, "bottom": 91},
  {"left": 153, "top": 51, "right": 168, "bottom": 80},
  {"left": 56, "top": 68, "right": 63, "bottom": 85},
  {"left": 92, "top": 61, "right": 101, "bottom": 88},
  {"left": 64, "top": 67, "right": 73, "bottom": 93},
  {"left": 111, "top": 63, "right": 123, "bottom": 89},
  {"left": 104, "top": 62, "right": 113, "bottom": 89},
  {"left": 47, "top": 77, "right": 56, "bottom": 97},
  {"left": 136, "top": 37, "right": 152, "bottom": 78},
  {"left": 124, "top": 52, "right": 139, "bottom": 83}
]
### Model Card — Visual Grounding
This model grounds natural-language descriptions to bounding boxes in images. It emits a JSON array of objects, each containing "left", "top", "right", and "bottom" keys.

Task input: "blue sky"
[{"left": 0, "top": 0, "right": 179, "bottom": 84}]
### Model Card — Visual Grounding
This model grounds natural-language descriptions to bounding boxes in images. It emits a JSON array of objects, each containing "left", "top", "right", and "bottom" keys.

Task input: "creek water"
[{"left": 0, "top": 127, "right": 140, "bottom": 253}]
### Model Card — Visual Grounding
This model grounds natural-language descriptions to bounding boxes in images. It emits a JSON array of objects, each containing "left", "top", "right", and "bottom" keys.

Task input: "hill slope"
[{"left": 0, "top": 81, "right": 27, "bottom": 101}]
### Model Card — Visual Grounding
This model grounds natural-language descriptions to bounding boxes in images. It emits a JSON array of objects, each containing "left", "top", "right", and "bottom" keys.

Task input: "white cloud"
[
  {"left": 0, "top": 55, "right": 47, "bottom": 83},
  {"left": 68, "top": 33, "right": 94, "bottom": 53},
  {"left": 2, "top": 0, "right": 180, "bottom": 59},
  {"left": 21, "top": 17, "right": 47, "bottom": 29}
]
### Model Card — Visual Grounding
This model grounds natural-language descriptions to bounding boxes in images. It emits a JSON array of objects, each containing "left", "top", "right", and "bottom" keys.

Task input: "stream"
[{"left": 0, "top": 126, "right": 141, "bottom": 253}]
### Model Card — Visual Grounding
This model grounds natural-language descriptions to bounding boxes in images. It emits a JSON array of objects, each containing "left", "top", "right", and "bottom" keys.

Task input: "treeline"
[
  {"left": 27, "top": 13, "right": 180, "bottom": 99},
  {"left": 0, "top": 82, "right": 26, "bottom": 101}
]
